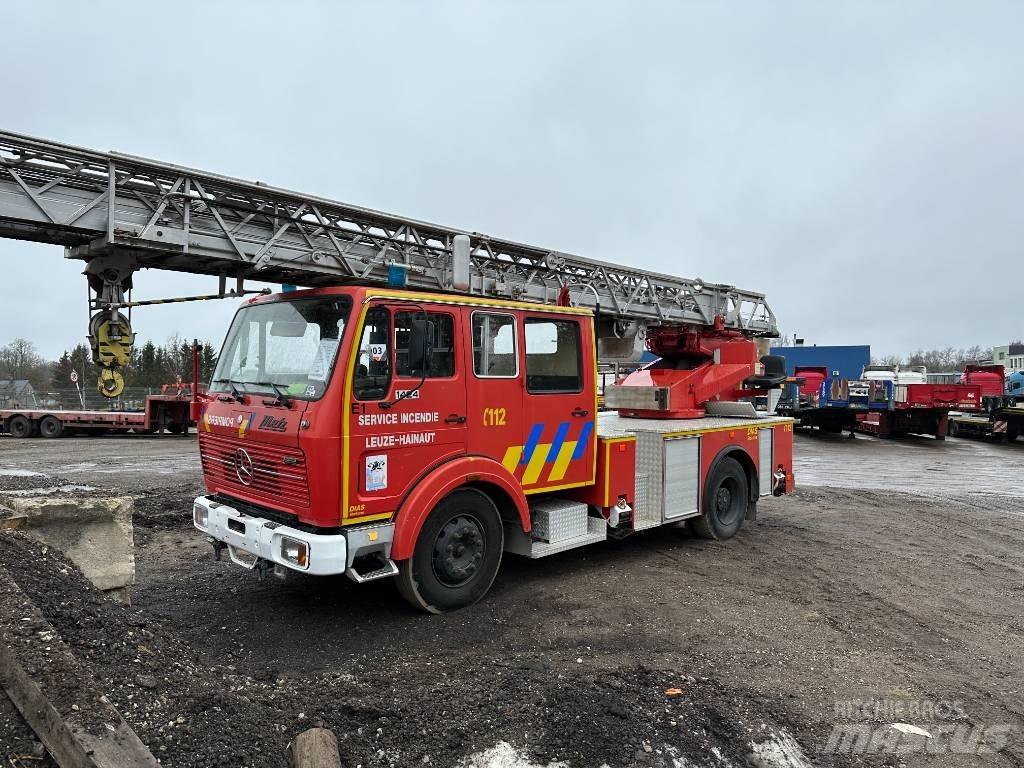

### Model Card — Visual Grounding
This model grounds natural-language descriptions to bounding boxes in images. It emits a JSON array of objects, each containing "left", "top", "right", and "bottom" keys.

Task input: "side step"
[
  {"left": 346, "top": 559, "right": 398, "bottom": 583},
  {"left": 504, "top": 499, "right": 607, "bottom": 559}
]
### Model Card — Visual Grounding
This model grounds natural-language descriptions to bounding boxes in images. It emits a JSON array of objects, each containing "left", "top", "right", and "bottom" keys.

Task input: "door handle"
[
  {"left": 445, "top": 414, "right": 467, "bottom": 424},
  {"left": 571, "top": 408, "right": 590, "bottom": 418}
]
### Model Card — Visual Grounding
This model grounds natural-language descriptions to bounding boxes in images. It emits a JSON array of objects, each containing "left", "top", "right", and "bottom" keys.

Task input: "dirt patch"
[
  {"left": 132, "top": 485, "right": 203, "bottom": 531},
  {"left": 134, "top": 486, "right": 1024, "bottom": 767},
  {"left": 4, "top": 432, "right": 1024, "bottom": 766},
  {"left": 0, "top": 689, "right": 52, "bottom": 767},
  {"left": 0, "top": 530, "right": 816, "bottom": 767}
]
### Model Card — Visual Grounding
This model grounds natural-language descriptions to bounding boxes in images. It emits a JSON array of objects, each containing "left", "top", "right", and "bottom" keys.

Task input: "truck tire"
[
  {"left": 688, "top": 457, "right": 748, "bottom": 541},
  {"left": 39, "top": 416, "right": 63, "bottom": 439},
  {"left": 8, "top": 415, "right": 32, "bottom": 439},
  {"left": 948, "top": 421, "right": 960, "bottom": 438},
  {"left": 396, "top": 488, "right": 504, "bottom": 613}
]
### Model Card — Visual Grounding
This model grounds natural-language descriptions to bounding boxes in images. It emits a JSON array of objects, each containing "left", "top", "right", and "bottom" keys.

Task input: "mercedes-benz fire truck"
[{"left": 0, "top": 129, "right": 794, "bottom": 612}]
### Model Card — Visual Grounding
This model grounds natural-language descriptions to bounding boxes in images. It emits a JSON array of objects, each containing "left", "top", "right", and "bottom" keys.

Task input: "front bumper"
[{"left": 192, "top": 496, "right": 392, "bottom": 577}]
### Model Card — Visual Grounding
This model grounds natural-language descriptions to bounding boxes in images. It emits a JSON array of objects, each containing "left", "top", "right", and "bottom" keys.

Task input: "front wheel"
[
  {"left": 396, "top": 488, "right": 504, "bottom": 613},
  {"left": 688, "top": 457, "right": 748, "bottom": 541}
]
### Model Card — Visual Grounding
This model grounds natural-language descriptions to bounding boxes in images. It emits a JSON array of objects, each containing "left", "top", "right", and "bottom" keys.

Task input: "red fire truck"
[
  {"left": 0, "top": 129, "right": 794, "bottom": 612},
  {"left": 192, "top": 280, "right": 793, "bottom": 612}
]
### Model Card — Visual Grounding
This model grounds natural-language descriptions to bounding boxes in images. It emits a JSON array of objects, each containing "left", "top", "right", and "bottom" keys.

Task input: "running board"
[
  {"left": 346, "top": 560, "right": 398, "bottom": 583},
  {"left": 504, "top": 516, "right": 607, "bottom": 559}
]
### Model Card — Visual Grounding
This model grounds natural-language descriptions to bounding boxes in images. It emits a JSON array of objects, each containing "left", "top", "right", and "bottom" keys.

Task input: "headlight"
[
  {"left": 193, "top": 502, "right": 209, "bottom": 530},
  {"left": 279, "top": 536, "right": 309, "bottom": 569}
]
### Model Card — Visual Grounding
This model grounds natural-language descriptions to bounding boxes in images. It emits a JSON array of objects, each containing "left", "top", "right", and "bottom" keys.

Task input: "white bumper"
[{"left": 192, "top": 496, "right": 347, "bottom": 575}]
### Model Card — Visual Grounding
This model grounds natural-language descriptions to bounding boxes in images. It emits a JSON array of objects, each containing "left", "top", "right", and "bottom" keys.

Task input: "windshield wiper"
[
  {"left": 248, "top": 381, "right": 293, "bottom": 408},
  {"left": 212, "top": 378, "right": 245, "bottom": 403}
]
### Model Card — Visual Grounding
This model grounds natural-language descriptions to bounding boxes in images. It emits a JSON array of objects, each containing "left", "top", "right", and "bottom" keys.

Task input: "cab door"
[
  {"left": 519, "top": 313, "right": 595, "bottom": 492},
  {"left": 463, "top": 308, "right": 525, "bottom": 475},
  {"left": 346, "top": 303, "right": 466, "bottom": 523}
]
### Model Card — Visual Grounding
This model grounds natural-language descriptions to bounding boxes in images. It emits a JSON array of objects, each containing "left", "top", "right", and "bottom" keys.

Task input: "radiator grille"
[{"left": 199, "top": 433, "right": 310, "bottom": 508}]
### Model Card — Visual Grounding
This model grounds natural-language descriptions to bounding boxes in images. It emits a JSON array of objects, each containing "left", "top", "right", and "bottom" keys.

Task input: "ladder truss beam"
[{"left": 0, "top": 130, "right": 776, "bottom": 335}]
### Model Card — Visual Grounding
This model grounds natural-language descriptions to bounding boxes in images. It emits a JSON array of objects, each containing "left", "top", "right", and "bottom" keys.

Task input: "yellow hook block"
[{"left": 97, "top": 368, "right": 125, "bottom": 398}]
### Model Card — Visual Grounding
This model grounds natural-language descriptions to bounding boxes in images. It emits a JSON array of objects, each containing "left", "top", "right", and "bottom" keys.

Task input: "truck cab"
[
  {"left": 861, "top": 364, "right": 927, "bottom": 385},
  {"left": 193, "top": 286, "right": 599, "bottom": 608}
]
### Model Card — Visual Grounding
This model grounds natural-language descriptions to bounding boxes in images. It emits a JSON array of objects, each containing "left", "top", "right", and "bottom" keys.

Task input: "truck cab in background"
[{"left": 861, "top": 364, "right": 927, "bottom": 385}]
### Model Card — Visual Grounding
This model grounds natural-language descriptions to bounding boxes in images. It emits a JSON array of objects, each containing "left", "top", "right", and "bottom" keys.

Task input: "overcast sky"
[{"left": 1, "top": 1, "right": 1021, "bottom": 360}]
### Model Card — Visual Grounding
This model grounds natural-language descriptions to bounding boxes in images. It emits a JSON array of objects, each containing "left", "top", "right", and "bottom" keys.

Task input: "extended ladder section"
[{"left": 0, "top": 130, "right": 776, "bottom": 336}]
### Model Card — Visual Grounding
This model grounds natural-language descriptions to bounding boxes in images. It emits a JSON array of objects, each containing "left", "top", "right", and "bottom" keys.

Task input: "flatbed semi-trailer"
[
  {"left": 944, "top": 365, "right": 1023, "bottom": 443},
  {"left": 853, "top": 383, "right": 981, "bottom": 439},
  {"left": 0, "top": 393, "right": 192, "bottom": 438},
  {"left": 948, "top": 405, "right": 1024, "bottom": 442}
]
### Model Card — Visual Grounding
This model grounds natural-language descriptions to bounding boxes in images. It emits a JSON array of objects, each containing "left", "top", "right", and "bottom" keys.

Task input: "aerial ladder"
[{"left": 0, "top": 129, "right": 778, "bottom": 406}]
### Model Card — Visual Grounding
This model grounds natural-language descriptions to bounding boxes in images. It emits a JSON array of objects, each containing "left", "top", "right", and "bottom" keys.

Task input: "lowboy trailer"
[
  {"left": 0, "top": 129, "right": 794, "bottom": 612},
  {"left": 0, "top": 392, "right": 192, "bottom": 438}
]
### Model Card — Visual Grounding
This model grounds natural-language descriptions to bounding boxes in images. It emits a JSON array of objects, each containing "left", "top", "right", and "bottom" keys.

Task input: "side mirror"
[{"left": 407, "top": 318, "right": 434, "bottom": 372}]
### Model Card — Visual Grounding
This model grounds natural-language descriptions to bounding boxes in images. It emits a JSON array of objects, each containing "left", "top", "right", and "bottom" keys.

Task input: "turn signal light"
[{"left": 280, "top": 536, "right": 309, "bottom": 569}]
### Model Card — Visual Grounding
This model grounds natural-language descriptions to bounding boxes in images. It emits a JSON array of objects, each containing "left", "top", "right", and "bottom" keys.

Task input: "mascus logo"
[{"left": 259, "top": 415, "right": 288, "bottom": 432}]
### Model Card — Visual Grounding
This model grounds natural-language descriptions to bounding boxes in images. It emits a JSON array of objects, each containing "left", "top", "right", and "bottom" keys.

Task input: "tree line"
[
  {"left": 871, "top": 345, "right": 995, "bottom": 371},
  {"left": 0, "top": 335, "right": 218, "bottom": 393}
]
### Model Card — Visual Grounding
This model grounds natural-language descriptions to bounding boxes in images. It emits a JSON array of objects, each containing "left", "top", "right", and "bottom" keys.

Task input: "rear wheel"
[
  {"left": 688, "top": 457, "right": 748, "bottom": 541},
  {"left": 39, "top": 416, "right": 63, "bottom": 439},
  {"left": 8, "top": 415, "right": 32, "bottom": 439},
  {"left": 397, "top": 488, "right": 504, "bottom": 613}
]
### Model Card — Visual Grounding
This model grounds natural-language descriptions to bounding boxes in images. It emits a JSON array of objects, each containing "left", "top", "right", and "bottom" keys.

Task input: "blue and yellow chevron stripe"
[{"left": 501, "top": 420, "right": 594, "bottom": 486}]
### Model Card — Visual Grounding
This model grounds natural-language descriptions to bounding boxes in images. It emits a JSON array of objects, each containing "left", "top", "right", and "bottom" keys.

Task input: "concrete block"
[{"left": 2, "top": 496, "right": 135, "bottom": 596}]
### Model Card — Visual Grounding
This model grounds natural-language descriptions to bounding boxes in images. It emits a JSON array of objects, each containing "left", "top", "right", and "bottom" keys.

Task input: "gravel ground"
[
  {"left": 0, "top": 530, "right": 809, "bottom": 768},
  {"left": 2, "top": 432, "right": 1024, "bottom": 766}
]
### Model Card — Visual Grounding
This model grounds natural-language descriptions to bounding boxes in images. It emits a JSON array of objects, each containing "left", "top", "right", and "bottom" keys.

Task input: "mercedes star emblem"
[{"left": 235, "top": 448, "right": 254, "bottom": 486}]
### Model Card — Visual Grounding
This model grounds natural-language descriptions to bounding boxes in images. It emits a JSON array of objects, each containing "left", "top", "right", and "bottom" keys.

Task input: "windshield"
[{"left": 210, "top": 296, "right": 351, "bottom": 401}]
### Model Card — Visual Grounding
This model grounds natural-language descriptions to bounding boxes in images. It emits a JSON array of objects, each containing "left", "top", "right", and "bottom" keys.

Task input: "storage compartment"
[
  {"left": 663, "top": 437, "right": 700, "bottom": 520},
  {"left": 530, "top": 498, "right": 587, "bottom": 544}
]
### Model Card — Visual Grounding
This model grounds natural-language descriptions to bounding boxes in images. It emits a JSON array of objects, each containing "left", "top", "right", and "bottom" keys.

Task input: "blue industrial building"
[{"left": 769, "top": 344, "right": 871, "bottom": 382}]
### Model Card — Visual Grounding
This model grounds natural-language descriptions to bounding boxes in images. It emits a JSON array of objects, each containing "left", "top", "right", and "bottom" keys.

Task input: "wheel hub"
[
  {"left": 714, "top": 477, "right": 741, "bottom": 525},
  {"left": 432, "top": 515, "right": 485, "bottom": 587},
  {"left": 716, "top": 486, "right": 732, "bottom": 513}
]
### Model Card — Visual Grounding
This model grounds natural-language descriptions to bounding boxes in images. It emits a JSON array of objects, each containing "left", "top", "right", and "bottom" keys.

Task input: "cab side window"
[
  {"left": 395, "top": 311, "right": 455, "bottom": 378},
  {"left": 472, "top": 313, "right": 518, "bottom": 378},
  {"left": 353, "top": 307, "right": 391, "bottom": 400},
  {"left": 525, "top": 318, "right": 583, "bottom": 393}
]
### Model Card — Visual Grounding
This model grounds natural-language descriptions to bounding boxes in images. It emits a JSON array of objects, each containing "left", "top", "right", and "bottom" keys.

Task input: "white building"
[{"left": 992, "top": 344, "right": 1024, "bottom": 371}]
